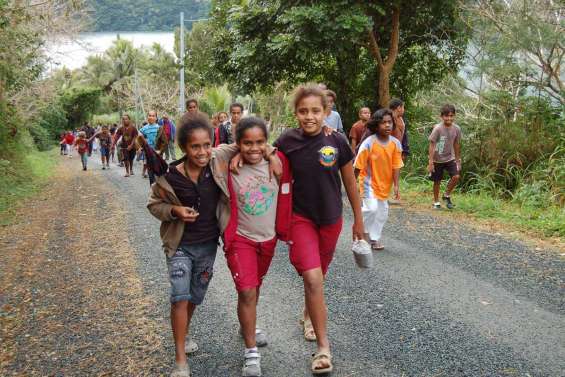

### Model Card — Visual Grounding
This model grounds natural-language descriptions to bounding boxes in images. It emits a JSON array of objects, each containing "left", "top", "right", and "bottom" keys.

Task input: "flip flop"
[
  {"left": 311, "top": 351, "right": 333, "bottom": 374},
  {"left": 300, "top": 317, "right": 317, "bottom": 342}
]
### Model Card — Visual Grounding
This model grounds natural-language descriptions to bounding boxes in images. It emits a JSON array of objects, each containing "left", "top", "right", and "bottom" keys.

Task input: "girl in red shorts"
[
  {"left": 221, "top": 116, "right": 290, "bottom": 377},
  {"left": 273, "top": 84, "right": 364, "bottom": 374}
]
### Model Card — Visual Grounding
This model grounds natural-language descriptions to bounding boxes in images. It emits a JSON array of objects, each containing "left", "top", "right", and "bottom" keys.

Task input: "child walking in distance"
[
  {"left": 74, "top": 132, "right": 90, "bottom": 171},
  {"left": 427, "top": 104, "right": 462, "bottom": 209},
  {"left": 64, "top": 131, "right": 75, "bottom": 157},
  {"left": 354, "top": 109, "right": 403, "bottom": 250},
  {"left": 274, "top": 84, "right": 364, "bottom": 375},
  {"left": 93, "top": 125, "right": 112, "bottom": 169},
  {"left": 113, "top": 114, "right": 138, "bottom": 177},
  {"left": 221, "top": 117, "right": 288, "bottom": 377},
  {"left": 349, "top": 107, "right": 371, "bottom": 153}
]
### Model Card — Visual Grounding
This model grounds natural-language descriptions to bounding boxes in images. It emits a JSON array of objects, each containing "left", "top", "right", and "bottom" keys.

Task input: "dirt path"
[
  {"left": 1, "top": 156, "right": 563, "bottom": 376},
  {"left": 0, "top": 158, "right": 167, "bottom": 376}
]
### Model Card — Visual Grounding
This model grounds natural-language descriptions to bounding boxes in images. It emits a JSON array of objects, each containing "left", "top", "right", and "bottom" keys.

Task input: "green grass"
[
  {"left": 400, "top": 176, "right": 565, "bottom": 239},
  {"left": 0, "top": 148, "right": 58, "bottom": 224}
]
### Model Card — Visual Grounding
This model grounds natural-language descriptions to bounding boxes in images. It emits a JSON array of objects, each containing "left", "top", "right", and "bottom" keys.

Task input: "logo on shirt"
[
  {"left": 238, "top": 176, "right": 276, "bottom": 216},
  {"left": 318, "top": 146, "right": 338, "bottom": 167}
]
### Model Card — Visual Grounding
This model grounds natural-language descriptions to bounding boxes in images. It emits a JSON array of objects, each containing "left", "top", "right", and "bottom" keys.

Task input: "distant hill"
[{"left": 87, "top": 0, "right": 210, "bottom": 31}]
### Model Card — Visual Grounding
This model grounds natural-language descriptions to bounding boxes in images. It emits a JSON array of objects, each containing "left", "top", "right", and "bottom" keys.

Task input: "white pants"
[
  {"left": 66, "top": 144, "right": 73, "bottom": 156},
  {"left": 362, "top": 198, "right": 389, "bottom": 242}
]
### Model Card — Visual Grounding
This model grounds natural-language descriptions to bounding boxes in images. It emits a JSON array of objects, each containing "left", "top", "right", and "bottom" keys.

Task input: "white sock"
[
  {"left": 434, "top": 202, "right": 441, "bottom": 206},
  {"left": 245, "top": 347, "right": 258, "bottom": 355}
]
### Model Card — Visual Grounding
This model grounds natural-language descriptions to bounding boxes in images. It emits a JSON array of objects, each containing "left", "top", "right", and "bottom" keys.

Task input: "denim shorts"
[
  {"left": 100, "top": 147, "right": 110, "bottom": 158},
  {"left": 166, "top": 240, "right": 218, "bottom": 305}
]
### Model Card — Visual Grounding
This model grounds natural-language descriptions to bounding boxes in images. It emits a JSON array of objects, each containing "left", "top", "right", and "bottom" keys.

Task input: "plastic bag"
[{"left": 352, "top": 239, "right": 373, "bottom": 269}]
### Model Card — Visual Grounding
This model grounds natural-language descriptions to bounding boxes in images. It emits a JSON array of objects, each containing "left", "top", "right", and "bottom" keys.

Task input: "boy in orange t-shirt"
[{"left": 354, "top": 108, "right": 403, "bottom": 250}]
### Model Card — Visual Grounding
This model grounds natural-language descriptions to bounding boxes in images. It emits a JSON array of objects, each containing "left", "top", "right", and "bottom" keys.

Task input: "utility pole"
[
  {"left": 178, "top": 13, "right": 210, "bottom": 115},
  {"left": 179, "top": 12, "right": 185, "bottom": 114}
]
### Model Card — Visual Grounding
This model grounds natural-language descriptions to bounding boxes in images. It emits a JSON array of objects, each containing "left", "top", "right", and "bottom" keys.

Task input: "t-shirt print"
[
  {"left": 237, "top": 175, "right": 276, "bottom": 216},
  {"left": 436, "top": 135, "right": 447, "bottom": 154},
  {"left": 318, "top": 146, "right": 339, "bottom": 168}
]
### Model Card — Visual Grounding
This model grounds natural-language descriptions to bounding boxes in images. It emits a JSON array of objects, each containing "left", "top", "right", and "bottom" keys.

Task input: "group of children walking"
[{"left": 141, "top": 82, "right": 463, "bottom": 377}]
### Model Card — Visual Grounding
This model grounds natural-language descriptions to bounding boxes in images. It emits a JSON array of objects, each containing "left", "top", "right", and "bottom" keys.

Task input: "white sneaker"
[
  {"left": 170, "top": 363, "right": 190, "bottom": 377},
  {"left": 185, "top": 338, "right": 198, "bottom": 354},
  {"left": 242, "top": 350, "right": 261, "bottom": 377}
]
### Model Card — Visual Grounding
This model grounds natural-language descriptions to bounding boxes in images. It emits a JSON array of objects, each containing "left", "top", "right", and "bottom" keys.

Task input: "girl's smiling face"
[
  {"left": 295, "top": 95, "right": 325, "bottom": 136},
  {"left": 238, "top": 126, "right": 267, "bottom": 165},
  {"left": 183, "top": 128, "right": 212, "bottom": 168}
]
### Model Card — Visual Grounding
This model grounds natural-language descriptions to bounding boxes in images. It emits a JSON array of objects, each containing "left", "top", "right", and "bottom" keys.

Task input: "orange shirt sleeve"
[
  {"left": 354, "top": 148, "right": 369, "bottom": 171},
  {"left": 392, "top": 143, "right": 404, "bottom": 170}
]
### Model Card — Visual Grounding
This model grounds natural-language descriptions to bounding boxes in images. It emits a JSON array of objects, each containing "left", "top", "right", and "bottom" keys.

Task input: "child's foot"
[
  {"left": 102, "top": 166, "right": 106, "bottom": 170},
  {"left": 143, "top": 173, "right": 148, "bottom": 178},
  {"left": 239, "top": 327, "right": 268, "bottom": 347},
  {"left": 242, "top": 349, "right": 261, "bottom": 377},
  {"left": 83, "top": 167, "right": 87, "bottom": 171},
  {"left": 124, "top": 173, "right": 130, "bottom": 177},
  {"left": 106, "top": 164, "right": 110, "bottom": 169},
  {"left": 442, "top": 195, "right": 454, "bottom": 209},
  {"left": 184, "top": 338, "right": 198, "bottom": 354},
  {"left": 170, "top": 363, "right": 190, "bottom": 377},
  {"left": 433, "top": 202, "right": 441, "bottom": 209},
  {"left": 371, "top": 241, "right": 384, "bottom": 250}
]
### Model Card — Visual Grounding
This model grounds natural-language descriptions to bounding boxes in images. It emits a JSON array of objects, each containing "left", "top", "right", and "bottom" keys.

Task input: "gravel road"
[
  {"left": 97, "top": 156, "right": 564, "bottom": 377},
  {"left": 4, "top": 155, "right": 561, "bottom": 377}
]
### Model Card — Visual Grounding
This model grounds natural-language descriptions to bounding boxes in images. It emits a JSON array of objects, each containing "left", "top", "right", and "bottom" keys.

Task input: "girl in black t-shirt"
[{"left": 274, "top": 84, "right": 365, "bottom": 375}]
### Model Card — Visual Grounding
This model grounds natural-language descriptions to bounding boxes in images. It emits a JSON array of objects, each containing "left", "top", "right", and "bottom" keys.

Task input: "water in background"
[{"left": 45, "top": 32, "right": 175, "bottom": 71}]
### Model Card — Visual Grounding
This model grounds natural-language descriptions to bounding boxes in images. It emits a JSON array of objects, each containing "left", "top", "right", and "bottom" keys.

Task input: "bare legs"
[
  {"left": 302, "top": 268, "right": 330, "bottom": 369},
  {"left": 238, "top": 288, "right": 260, "bottom": 348},
  {"left": 171, "top": 301, "right": 196, "bottom": 365}
]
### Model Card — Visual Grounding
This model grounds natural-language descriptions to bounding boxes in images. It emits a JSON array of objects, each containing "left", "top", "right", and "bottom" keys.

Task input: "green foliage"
[
  {"left": 31, "top": 102, "right": 68, "bottom": 150},
  {"left": 207, "top": 0, "right": 468, "bottom": 126},
  {"left": 60, "top": 87, "right": 103, "bottom": 129},
  {"left": 0, "top": 146, "right": 57, "bottom": 223},
  {"left": 0, "top": 1, "right": 44, "bottom": 96},
  {"left": 87, "top": 0, "right": 210, "bottom": 32}
]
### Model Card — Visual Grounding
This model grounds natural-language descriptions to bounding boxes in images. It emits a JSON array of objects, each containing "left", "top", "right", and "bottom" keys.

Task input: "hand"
[
  {"left": 352, "top": 220, "right": 365, "bottom": 241},
  {"left": 427, "top": 162, "right": 435, "bottom": 173},
  {"left": 127, "top": 144, "right": 133, "bottom": 151},
  {"left": 322, "top": 125, "right": 335, "bottom": 136},
  {"left": 267, "top": 154, "right": 282, "bottom": 181},
  {"left": 229, "top": 153, "right": 242, "bottom": 175},
  {"left": 394, "top": 188, "right": 400, "bottom": 201},
  {"left": 456, "top": 160, "right": 461, "bottom": 172},
  {"left": 172, "top": 206, "right": 199, "bottom": 222}
]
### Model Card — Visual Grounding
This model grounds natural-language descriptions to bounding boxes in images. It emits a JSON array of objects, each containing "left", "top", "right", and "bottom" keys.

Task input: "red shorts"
[
  {"left": 289, "top": 213, "right": 343, "bottom": 275},
  {"left": 225, "top": 234, "right": 277, "bottom": 292}
]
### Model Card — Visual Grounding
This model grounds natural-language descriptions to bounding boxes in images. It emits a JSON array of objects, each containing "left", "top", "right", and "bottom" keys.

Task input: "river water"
[{"left": 45, "top": 32, "right": 175, "bottom": 71}]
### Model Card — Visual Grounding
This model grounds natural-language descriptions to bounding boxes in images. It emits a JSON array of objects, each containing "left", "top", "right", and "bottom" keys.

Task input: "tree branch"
[
  {"left": 367, "top": 28, "right": 383, "bottom": 67},
  {"left": 384, "top": 5, "right": 400, "bottom": 70}
]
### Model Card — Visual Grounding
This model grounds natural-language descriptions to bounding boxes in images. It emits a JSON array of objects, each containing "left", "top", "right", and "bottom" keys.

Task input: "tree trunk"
[
  {"left": 378, "top": 66, "right": 391, "bottom": 108},
  {"left": 366, "top": 6, "right": 400, "bottom": 108}
]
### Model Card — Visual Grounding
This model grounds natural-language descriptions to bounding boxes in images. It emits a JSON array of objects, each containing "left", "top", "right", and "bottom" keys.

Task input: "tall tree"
[{"left": 208, "top": 0, "right": 468, "bottom": 111}]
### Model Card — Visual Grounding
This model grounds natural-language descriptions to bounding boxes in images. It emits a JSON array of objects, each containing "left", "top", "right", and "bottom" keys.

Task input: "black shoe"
[
  {"left": 83, "top": 167, "right": 87, "bottom": 171},
  {"left": 442, "top": 195, "right": 454, "bottom": 209}
]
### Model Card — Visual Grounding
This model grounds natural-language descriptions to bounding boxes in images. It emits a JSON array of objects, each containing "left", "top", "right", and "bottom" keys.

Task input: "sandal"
[
  {"left": 300, "top": 317, "right": 317, "bottom": 342},
  {"left": 311, "top": 351, "right": 333, "bottom": 374}
]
